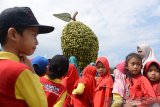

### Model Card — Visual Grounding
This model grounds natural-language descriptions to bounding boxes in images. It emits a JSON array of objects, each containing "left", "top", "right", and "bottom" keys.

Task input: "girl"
[
  {"left": 69, "top": 56, "right": 81, "bottom": 76},
  {"left": 94, "top": 57, "right": 113, "bottom": 107},
  {"left": 111, "top": 61, "right": 126, "bottom": 107},
  {"left": 62, "top": 64, "right": 79, "bottom": 107},
  {"left": 72, "top": 65, "right": 97, "bottom": 107},
  {"left": 124, "top": 53, "right": 156, "bottom": 107},
  {"left": 143, "top": 61, "right": 160, "bottom": 106}
]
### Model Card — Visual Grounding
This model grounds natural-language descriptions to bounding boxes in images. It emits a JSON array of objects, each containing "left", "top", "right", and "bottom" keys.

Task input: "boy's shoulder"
[{"left": 3, "top": 59, "right": 29, "bottom": 70}]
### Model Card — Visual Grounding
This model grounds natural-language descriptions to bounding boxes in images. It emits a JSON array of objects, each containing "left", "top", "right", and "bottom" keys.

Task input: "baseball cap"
[
  {"left": 0, "top": 7, "right": 54, "bottom": 34},
  {"left": 31, "top": 56, "right": 49, "bottom": 76}
]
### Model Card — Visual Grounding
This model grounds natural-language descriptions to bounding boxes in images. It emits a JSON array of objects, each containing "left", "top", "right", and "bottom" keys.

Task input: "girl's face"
[
  {"left": 147, "top": 65, "right": 160, "bottom": 82},
  {"left": 126, "top": 57, "right": 142, "bottom": 75},
  {"left": 96, "top": 62, "right": 106, "bottom": 76},
  {"left": 137, "top": 47, "right": 145, "bottom": 59}
]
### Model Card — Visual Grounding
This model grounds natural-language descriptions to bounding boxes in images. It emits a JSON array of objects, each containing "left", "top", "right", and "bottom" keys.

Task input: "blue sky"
[{"left": 1, "top": 0, "right": 160, "bottom": 67}]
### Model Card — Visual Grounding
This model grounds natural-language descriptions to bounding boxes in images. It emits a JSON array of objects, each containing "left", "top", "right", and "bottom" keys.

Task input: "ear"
[{"left": 8, "top": 27, "right": 19, "bottom": 41}]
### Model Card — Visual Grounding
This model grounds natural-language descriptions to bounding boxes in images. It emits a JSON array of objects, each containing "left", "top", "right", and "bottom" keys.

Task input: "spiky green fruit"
[{"left": 61, "top": 21, "right": 99, "bottom": 70}]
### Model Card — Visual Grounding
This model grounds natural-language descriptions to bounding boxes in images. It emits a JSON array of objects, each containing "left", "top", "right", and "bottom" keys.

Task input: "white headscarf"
[{"left": 137, "top": 43, "right": 157, "bottom": 69}]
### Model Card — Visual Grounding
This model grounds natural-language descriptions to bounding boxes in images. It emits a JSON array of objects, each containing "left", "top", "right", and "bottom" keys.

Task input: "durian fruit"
[{"left": 53, "top": 12, "right": 99, "bottom": 71}]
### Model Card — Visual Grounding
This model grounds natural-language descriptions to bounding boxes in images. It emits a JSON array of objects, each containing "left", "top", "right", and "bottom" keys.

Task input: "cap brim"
[{"left": 31, "top": 25, "right": 54, "bottom": 34}]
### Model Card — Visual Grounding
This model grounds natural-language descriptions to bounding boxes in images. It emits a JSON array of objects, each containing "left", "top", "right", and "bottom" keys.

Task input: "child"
[
  {"left": 69, "top": 56, "right": 81, "bottom": 76},
  {"left": 0, "top": 7, "right": 54, "bottom": 107},
  {"left": 111, "top": 61, "right": 126, "bottom": 107},
  {"left": 143, "top": 61, "right": 160, "bottom": 106},
  {"left": 94, "top": 57, "right": 113, "bottom": 107},
  {"left": 31, "top": 56, "right": 49, "bottom": 77},
  {"left": 72, "top": 65, "right": 97, "bottom": 107},
  {"left": 62, "top": 64, "right": 79, "bottom": 107},
  {"left": 40, "top": 55, "right": 69, "bottom": 107},
  {"left": 124, "top": 53, "right": 156, "bottom": 107}
]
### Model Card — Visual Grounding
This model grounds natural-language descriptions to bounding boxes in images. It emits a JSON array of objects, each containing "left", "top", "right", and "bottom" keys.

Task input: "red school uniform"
[
  {"left": 40, "top": 77, "right": 66, "bottom": 107},
  {"left": 0, "top": 59, "right": 29, "bottom": 107},
  {"left": 0, "top": 52, "right": 48, "bottom": 107},
  {"left": 94, "top": 57, "right": 113, "bottom": 107},
  {"left": 126, "top": 75, "right": 156, "bottom": 106}
]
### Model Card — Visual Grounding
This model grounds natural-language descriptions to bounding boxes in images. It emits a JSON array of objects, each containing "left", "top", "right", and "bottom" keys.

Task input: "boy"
[
  {"left": 40, "top": 55, "right": 69, "bottom": 107},
  {"left": 0, "top": 7, "right": 54, "bottom": 107},
  {"left": 31, "top": 56, "right": 49, "bottom": 77}
]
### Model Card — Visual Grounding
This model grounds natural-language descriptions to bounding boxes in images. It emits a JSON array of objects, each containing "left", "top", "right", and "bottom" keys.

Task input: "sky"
[{"left": 0, "top": 0, "right": 160, "bottom": 67}]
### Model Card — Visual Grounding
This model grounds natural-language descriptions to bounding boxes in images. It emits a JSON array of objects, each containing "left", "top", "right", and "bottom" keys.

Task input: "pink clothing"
[{"left": 112, "top": 61, "right": 126, "bottom": 98}]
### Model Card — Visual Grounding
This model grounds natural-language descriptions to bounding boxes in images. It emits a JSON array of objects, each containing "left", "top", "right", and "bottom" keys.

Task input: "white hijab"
[{"left": 137, "top": 43, "right": 157, "bottom": 72}]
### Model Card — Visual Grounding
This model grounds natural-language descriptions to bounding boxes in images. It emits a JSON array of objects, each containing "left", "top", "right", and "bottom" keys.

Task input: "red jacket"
[
  {"left": 94, "top": 57, "right": 113, "bottom": 107},
  {"left": 0, "top": 59, "right": 28, "bottom": 107},
  {"left": 152, "top": 83, "right": 160, "bottom": 104},
  {"left": 126, "top": 75, "right": 156, "bottom": 106},
  {"left": 40, "top": 77, "right": 66, "bottom": 107}
]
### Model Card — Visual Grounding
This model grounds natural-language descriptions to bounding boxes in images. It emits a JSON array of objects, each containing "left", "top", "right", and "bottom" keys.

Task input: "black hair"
[
  {"left": 48, "top": 55, "right": 69, "bottom": 80},
  {"left": 0, "top": 26, "right": 26, "bottom": 46},
  {"left": 33, "top": 64, "right": 46, "bottom": 77},
  {"left": 148, "top": 62, "right": 160, "bottom": 73},
  {"left": 125, "top": 53, "right": 142, "bottom": 66},
  {"left": 125, "top": 53, "right": 142, "bottom": 85}
]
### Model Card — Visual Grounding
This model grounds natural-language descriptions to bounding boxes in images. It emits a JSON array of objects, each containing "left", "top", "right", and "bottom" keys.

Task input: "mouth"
[
  {"left": 150, "top": 77, "right": 155, "bottom": 79},
  {"left": 133, "top": 70, "right": 138, "bottom": 73}
]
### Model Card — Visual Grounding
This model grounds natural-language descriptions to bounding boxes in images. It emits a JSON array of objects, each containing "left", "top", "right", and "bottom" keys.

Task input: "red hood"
[
  {"left": 143, "top": 60, "right": 160, "bottom": 76},
  {"left": 96, "top": 57, "right": 110, "bottom": 76}
]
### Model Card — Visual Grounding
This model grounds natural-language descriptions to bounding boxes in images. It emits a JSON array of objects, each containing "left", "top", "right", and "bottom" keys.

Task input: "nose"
[
  {"left": 133, "top": 65, "right": 139, "bottom": 69},
  {"left": 150, "top": 71, "right": 156, "bottom": 75}
]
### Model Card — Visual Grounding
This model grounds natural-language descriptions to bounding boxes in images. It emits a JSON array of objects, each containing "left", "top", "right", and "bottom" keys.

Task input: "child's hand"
[
  {"left": 72, "top": 89, "right": 77, "bottom": 94},
  {"left": 123, "top": 102, "right": 136, "bottom": 107},
  {"left": 19, "top": 54, "right": 35, "bottom": 73}
]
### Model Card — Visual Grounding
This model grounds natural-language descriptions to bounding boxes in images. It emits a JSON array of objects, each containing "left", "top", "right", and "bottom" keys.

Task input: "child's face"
[
  {"left": 147, "top": 65, "right": 160, "bottom": 82},
  {"left": 96, "top": 62, "right": 106, "bottom": 76},
  {"left": 126, "top": 57, "right": 142, "bottom": 75},
  {"left": 16, "top": 27, "right": 39, "bottom": 55}
]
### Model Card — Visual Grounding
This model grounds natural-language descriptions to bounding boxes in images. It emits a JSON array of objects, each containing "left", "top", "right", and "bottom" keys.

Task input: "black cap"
[{"left": 0, "top": 7, "right": 54, "bottom": 34}]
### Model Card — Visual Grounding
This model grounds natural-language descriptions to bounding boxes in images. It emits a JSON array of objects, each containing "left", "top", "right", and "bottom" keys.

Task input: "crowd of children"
[{"left": 0, "top": 6, "right": 160, "bottom": 107}]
